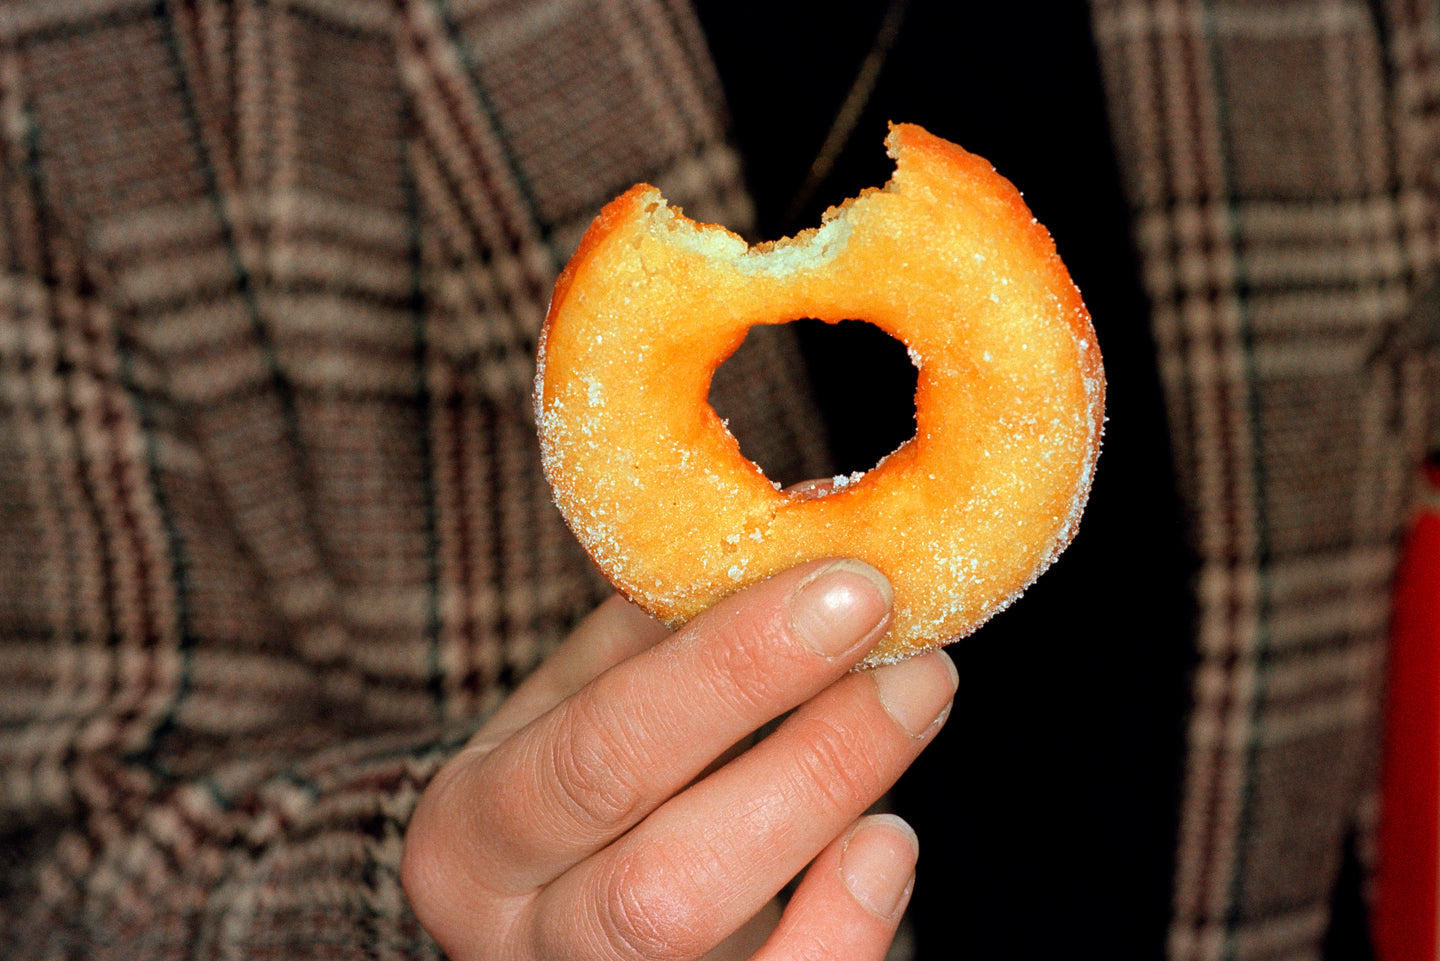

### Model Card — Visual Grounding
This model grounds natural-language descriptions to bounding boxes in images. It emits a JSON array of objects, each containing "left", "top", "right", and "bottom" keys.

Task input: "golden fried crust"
[{"left": 536, "top": 122, "right": 1104, "bottom": 666}]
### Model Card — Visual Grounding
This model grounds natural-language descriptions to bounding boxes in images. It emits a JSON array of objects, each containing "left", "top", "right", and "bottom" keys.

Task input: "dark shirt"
[{"left": 696, "top": 2, "right": 1241, "bottom": 956}]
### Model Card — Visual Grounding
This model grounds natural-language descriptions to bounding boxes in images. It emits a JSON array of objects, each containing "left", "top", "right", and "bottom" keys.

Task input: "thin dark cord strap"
[{"left": 779, "top": 0, "right": 912, "bottom": 233}]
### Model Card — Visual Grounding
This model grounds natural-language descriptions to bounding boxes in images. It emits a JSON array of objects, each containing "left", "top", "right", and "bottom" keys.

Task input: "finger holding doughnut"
[
  {"left": 527, "top": 650, "right": 954, "bottom": 960},
  {"left": 463, "top": 558, "right": 892, "bottom": 889},
  {"left": 536, "top": 122, "right": 1104, "bottom": 666},
  {"left": 402, "top": 558, "right": 913, "bottom": 959}
]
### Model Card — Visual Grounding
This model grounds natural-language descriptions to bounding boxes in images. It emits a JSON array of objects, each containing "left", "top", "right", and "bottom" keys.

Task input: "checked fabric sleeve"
[
  {"left": 1089, "top": 2, "right": 1440, "bottom": 958},
  {"left": 0, "top": 1, "right": 829, "bottom": 957}
]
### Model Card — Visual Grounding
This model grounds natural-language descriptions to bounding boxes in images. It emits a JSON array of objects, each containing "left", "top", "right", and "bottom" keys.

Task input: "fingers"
[
  {"left": 751, "top": 814, "right": 919, "bottom": 961},
  {"left": 404, "top": 558, "right": 895, "bottom": 942},
  {"left": 470, "top": 559, "right": 891, "bottom": 887},
  {"left": 530, "top": 649, "right": 956, "bottom": 960}
]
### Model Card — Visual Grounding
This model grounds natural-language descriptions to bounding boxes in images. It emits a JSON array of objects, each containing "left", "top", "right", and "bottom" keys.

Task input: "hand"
[{"left": 402, "top": 558, "right": 957, "bottom": 960}]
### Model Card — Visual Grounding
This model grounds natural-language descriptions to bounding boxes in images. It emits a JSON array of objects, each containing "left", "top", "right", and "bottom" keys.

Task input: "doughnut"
[{"left": 535, "top": 122, "right": 1104, "bottom": 666}]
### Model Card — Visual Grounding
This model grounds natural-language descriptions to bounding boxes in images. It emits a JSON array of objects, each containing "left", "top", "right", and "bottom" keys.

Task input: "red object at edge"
[{"left": 1375, "top": 461, "right": 1440, "bottom": 960}]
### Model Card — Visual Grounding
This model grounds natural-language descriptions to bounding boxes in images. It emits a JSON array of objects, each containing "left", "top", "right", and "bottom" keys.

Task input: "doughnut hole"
[{"left": 708, "top": 318, "right": 919, "bottom": 489}]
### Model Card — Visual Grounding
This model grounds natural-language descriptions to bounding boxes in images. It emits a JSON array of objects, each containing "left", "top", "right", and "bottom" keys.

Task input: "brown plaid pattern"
[
  {"left": 0, "top": 0, "right": 827, "bottom": 956},
  {"left": 7, "top": 0, "right": 1440, "bottom": 957},
  {"left": 1090, "top": 1, "right": 1440, "bottom": 957}
]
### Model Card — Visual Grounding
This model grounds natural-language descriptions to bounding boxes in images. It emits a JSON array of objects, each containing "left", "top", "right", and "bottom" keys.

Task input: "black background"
[{"left": 692, "top": 2, "right": 1367, "bottom": 957}]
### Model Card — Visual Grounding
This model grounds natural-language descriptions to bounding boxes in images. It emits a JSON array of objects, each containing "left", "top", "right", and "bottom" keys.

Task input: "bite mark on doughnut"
[{"left": 536, "top": 122, "right": 1105, "bottom": 666}]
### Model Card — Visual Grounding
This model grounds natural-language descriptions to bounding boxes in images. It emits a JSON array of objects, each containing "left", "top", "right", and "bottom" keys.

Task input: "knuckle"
[
  {"left": 400, "top": 753, "right": 510, "bottom": 947},
  {"left": 785, "top": 716, "right": 885, "bottom": 816},
  {"left": 400, "top": 758, "right": 469, "bottom": 907},
  {"left": 548, "top": 699, "right": 648, "bottom": 834},
  {"left": 691, "top": 616, "right": 799, "bottom": 713},
  {"left": 789, "top": 931, "right": 865, "bottom": 961},
  {"left": 399, "top": 820, "right": 445, "bottom": 920},
  {"left": 599, "top": 848, "right": 719, "bottom": 961}
]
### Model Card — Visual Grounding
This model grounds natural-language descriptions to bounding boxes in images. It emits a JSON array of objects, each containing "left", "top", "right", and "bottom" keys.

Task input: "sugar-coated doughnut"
[{"left": 535, "top": 122, "right": 1104, "bottom": 666}]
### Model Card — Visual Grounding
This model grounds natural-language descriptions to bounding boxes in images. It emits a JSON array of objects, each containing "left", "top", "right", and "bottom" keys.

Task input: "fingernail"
[
  {"left": 788, "top": 560, "right": 893, "bottom": 658},
  {"left": 871, "top": 651, "right": 958, "bottom": 737},
  {"left": 783, "top": 478, "right": 836, "bottom": 501},
  {"left": 841, "top": 815, "right": 919, "bottom": 919}
]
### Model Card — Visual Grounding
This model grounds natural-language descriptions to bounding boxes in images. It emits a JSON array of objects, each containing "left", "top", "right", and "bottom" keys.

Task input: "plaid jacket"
[
  {"left": 1092, "top": 2, "right": 1440, "bottom": 956},
  {"left": 0, "top": 1, "right": 1433, "bottom": 958}
]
